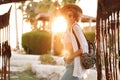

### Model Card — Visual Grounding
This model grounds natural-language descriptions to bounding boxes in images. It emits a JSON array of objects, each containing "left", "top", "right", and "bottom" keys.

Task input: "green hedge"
[
  {"left": 22, "top": 30, "right": 51, "bottom": 55},
  {"left": 84, "top": 31, "right": 95, "bottom": 44}
]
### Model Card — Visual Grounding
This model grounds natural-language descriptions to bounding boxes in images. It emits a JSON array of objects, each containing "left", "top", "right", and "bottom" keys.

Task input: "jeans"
[{"left": 60, "top": 61, "right": 79, "bottom": 80}]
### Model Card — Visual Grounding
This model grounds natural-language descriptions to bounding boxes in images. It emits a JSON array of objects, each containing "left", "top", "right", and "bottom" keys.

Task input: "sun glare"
[
  {"left": 51, "top": 16, "right": 67, "bottom": 33},
  {"left": 61, "top": 49, "right": 70, "bottom": 58}
]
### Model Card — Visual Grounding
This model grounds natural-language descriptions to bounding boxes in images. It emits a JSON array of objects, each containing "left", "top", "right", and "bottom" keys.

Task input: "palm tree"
[
  {"left": 18, "top": 0, "right": 78, "bottom": 30},
  {"left": 62, "top": 0, "right": 76, "bottom": 5}
]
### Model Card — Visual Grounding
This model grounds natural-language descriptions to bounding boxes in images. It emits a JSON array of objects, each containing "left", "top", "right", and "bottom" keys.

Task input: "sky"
[
  {"left": 78, "top": 0, "right": 97, "bottom": 17},
  {"left": 0, "top": 0, "right": 98, "bottom": 49}
]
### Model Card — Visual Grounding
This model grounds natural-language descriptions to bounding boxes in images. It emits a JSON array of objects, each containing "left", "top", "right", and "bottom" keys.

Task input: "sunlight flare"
[
  {"left": 51, "top": 16, "right": 67, "bottom": 33},
  {"left": 62, "top": 49, "right": 70, "bottom": 58}
]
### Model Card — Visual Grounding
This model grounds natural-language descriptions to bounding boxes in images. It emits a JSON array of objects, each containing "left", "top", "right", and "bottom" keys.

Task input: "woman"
[{"left": 60, "top": 4, "right": 89, "bottom": 80}]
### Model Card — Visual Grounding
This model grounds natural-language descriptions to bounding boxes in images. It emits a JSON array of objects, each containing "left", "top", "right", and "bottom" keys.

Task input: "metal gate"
[
  {"left": 0, "top": 6, "right": 11, "bottom": 80},
  {"left": 96, "top": 0, "right": 120, "bottom": 80}
]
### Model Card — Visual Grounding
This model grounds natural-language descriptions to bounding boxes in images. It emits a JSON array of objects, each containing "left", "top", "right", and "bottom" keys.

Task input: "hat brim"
[{"left": 60, "top": 3, "right": 83, "bottom": 15}]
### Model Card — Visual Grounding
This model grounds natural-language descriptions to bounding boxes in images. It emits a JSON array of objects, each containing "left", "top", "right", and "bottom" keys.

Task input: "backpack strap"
[{"left": 72, "top": 27, "right": 81, "bottom": 49}]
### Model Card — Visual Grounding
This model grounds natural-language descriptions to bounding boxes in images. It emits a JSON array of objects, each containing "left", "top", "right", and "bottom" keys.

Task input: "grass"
[{"left": 9, "top": 70, "right": 47, "bottom": 80}]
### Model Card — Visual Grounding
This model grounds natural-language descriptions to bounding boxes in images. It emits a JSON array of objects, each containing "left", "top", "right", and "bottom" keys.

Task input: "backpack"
[{"left": 80, "top": 40, "right": 96, "bottom": 69}]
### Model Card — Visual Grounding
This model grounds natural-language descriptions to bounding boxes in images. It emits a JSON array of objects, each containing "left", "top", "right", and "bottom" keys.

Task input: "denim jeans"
[{"left": 60, "top": 61, "right": 79, "bottom": 80}]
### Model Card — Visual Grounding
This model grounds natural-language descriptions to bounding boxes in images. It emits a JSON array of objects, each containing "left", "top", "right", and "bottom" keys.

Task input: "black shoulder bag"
[{"left": 72, "top": 28, "right": 96, "bottom": 69}]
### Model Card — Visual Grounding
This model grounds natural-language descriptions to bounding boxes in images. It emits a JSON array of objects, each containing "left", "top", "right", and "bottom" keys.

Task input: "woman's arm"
[
  {"left": 65, "top": 48, "right": 82, "bottom": 63},
  {"left": 71, "top": 48, "right": 83, "bottom": 58},
  {"left": 70, "top": 48, "right": 83, "bottom": 60}
]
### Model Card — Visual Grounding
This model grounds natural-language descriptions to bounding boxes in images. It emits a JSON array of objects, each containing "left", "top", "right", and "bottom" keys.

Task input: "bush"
[
  {"left": 22, "top": 30, "right": 51, "bottom": 55},
  {"left": 84, "top": 31, "right": 95, "bottom": 44},
  {"left": 39, "top": 53, "right": 56, "bottom": 65}
]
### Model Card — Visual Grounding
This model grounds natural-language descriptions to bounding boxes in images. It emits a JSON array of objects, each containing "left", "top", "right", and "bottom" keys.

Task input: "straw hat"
[
  {"left": 59, "top": 3, "right": 83, "bottom": 21},
  {"left": 60, "top": 4, "right": 82, "bottom": 14}
]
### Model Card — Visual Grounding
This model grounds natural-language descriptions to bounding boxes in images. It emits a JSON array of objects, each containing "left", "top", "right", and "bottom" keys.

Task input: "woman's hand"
[
  {"left": 63, "top": 48, "right": 82, "bottom": 64},
  {"left": 64, "top": 54, "right": 74, "bottom": 64}
]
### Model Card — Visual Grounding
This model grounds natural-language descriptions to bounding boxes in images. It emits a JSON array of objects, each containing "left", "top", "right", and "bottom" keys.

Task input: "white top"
[
  {"left": 71, "top": 23, "right": 89, "bottom": 79},
  {"left": 62, "top": 23, "right": 89, "bottom": 79}
]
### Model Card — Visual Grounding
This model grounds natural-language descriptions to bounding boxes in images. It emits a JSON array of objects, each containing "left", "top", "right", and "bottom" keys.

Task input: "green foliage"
[
  {"left": 39, "top": 53, "right": 56, "bottom": 65},
  {"left": 22, "top": 30, "right": 51, "bottom": 55},
  {"left": 23, "top": 2, "right": 38, "bottom": 26},
  {"left": 18, "top": 0, "right": 77, "bottom": 29},
  {"left": 62, "top": 0, "right": 76, "bottom": 5},
  {"left": 38, "top": 0, "right": 52, "bottom": 12},
  {"left": 10, "top": 70, "right": 39, "bottom": 80},
  {"left": 84, "top": 31, "right": 95, "bottom": 44}
]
